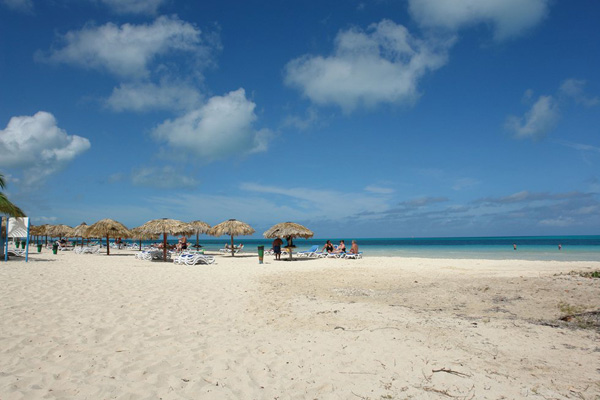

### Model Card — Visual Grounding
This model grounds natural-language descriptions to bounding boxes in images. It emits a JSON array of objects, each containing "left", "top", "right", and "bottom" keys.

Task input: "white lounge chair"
[
  {"left": 296, "top": 245, "right": 320, "bottom": 258},
  {"left": 345, "top": 252, "right": 363, "bottom": 259},
  {"left": 219, "top": 244, "right": 244, "bottom": 254}
]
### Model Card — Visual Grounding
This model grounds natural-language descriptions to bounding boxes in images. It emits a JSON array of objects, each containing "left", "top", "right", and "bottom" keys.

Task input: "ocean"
[{"left": 127, "top": 236, "right": 600, "bottom": 262}]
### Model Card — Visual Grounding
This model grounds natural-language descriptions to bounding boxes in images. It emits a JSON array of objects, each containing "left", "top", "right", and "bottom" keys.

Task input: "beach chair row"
[{"left": 293, "top": 245, "right": 363, "bottom": 259}]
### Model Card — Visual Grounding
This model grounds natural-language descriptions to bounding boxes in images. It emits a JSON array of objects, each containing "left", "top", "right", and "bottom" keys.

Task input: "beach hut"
[
  {"left": 208, "top": 219, "right": 255, "bottom": 256},
  {"left": 137, "top": 218, "right": 192, "bottom": 262},
  {"left": 263, "top": 222, "right": 314, "bottom": 260},
  {"left": 85, "top": 219, "right": 132, "bottom": 255}
]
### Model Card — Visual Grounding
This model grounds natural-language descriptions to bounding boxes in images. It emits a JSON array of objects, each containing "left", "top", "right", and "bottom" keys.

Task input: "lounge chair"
[
  {"left": 75, "top": 246, "right": 101, "bottom": 254},
  {"left": 7, "top": 249, "right": 25, "bottom": 257},
  {"left": 296, "top": 245, "right": 320, "bottom": 258},
  {"left": 219, "top": 244, "right": 244, "bottom": 254},
  {"left": 345, "top": 252, "right": 363, "bottom": 259},
  {"left": 173, "top": 253, "right": 215, "bottom": 265}
]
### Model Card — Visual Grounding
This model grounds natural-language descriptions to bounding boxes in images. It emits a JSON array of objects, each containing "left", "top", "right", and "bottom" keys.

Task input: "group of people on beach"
[
  {"left": 322, "top": 239, "right": 359, "bottom": 255},
  {"left": 271, "top": 238, "right": 359, "bottom": 260}
]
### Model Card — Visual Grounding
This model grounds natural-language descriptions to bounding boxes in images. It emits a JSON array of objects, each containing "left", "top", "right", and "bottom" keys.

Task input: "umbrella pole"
[
  {"left": 106, "top": 234, "right": 110, "bottom": 255},
  {"left": 231, "top": 234, "right": 234, "bottom": 257},
  {"left": 196, "top": 232, "right": 199, "bottom": 248},
  {"left": 163, "top": 232, "right": 167, "bottom": 262},
  {"left": 139, "top": 239, "right": 142, "bottom": 251}
]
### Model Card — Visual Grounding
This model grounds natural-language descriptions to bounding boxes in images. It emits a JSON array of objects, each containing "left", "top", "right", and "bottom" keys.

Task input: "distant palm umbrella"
[
  {"left": 263, "top": 222, "right": 314, "bottom": 260},
  {"left": 49, "top": 224, "right": 74, "bottom": 239},
  {"left": 130, "top": 226, "right": 159, "bottom": 251},
  {"left": 208, "top": 219, "right": 255, "bottom": 256},
  {"left": 85, "top": 219, "right": 132, "bottom": 255},
  {"left": 72, "top": 222, "right": 88, "bottom": 247},
  {"left": 186, "top": 220, "right": 211, "bottom": 248},
  {"left": 137, "top": 218, "right": 192, "bottom": 262}
]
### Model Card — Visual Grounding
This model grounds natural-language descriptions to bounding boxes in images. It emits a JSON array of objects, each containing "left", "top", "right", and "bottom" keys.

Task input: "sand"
[{"left": 0, "top": 248, "right": 599, "bottom": 399}]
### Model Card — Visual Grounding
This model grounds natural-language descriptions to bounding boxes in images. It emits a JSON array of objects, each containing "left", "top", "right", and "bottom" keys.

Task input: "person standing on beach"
[
  {"left": 558, "top": 244, "right": 562, "bottom": 250},
  {"left": 513, "top": 243, "right": 517, "bottom": 250},
  {"left": 272, "top": 237, "right": 283, "bottom": 260}
]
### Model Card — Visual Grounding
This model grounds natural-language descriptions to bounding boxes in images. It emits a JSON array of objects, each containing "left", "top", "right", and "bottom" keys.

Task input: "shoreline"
[{"left": 1, "top": 250, "right": 599, "bottom": 399}]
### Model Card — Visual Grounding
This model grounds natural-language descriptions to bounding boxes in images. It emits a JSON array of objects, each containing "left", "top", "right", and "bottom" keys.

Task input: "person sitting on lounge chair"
[
  {"left": 349, "top": 240, "right": 359, "bottom": 254},
  {"left": 176, "top": 236, "right": 188, "bottom": 251},
  {"left": 334, "top": 240, "right": 346, "bottom": 254},
  {"left": 322, "top": 240, "right": 334, "bottom": 253}
]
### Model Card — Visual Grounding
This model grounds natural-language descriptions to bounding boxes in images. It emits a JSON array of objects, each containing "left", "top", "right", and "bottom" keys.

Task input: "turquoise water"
[{"left": 127, "top": 236, "right": 600, "bottom": 262}]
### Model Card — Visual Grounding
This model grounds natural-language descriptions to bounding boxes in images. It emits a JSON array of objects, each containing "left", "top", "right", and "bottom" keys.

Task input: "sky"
[{"left": 1, "top": 0, "right": 599, "bottom": 239}]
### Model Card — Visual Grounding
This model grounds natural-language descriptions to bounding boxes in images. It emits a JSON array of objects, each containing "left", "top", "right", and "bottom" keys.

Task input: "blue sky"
[{"left": 1, "top": 0, "right": 599, "bottom": 238}]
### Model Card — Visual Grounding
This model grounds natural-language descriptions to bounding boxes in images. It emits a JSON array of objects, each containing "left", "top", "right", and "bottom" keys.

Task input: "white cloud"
[
  {"left": 131, "top": 166, "right": 198, "bottom": 189},
  {"left": 106, "top": 81, "right": 202, "bottom": 112},
  {"left": 1, "top": 0, "right": 33, "bottom": 12},
  {"left": 0, "top": 111, "right": 91, "bottom": 184},
  {"left": 365, "top": 185, "right": 395, "bottom": 194},
  {"left": 284, "top": 19, "right": 452, "bottom": 112},
  {"left": 152, "top": 88, "right": 269, "bottom": 161},
  {"left": 41, "top": 16, "right": 214, "bottom": 79},
  {"left": 559, "top": 79, "right": 599, "bottom": 107},
  {"left": 99, "top": 0, "right": 167, "bottom": 15},
  {"left": 506, "top": 95, "right": 559, "bottom": 139},
  {"left": 408, "top": 0, "right": 549, "bottom": 40},
  {"left": 241, "top": 182, "right": 390, "bottom": 220}
]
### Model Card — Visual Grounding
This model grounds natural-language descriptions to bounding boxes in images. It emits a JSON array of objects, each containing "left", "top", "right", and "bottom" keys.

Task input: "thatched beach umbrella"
[
  {"left": 263, "top": 222, "right": 314, "bottom": 260},
  {"left": 130, "top": 226, "right": 159, "bottom": 251},
  {"left": 208, "top": 219, "right": 255, "bottom": 256},
  {"left": 186, "top": 220, "right": 211, "bottom": 248},
  {"left": 72, "top": 222, "right": 89, "bottom": 247},
  {"left": 34, "top": 224, "right": 51, "bottom": 246},
  {"left": 137, "top": 218, "right": 192, "bottom": 262},
  {"left": 85, "top": 219, "right": 132, "bottom": 255},
  {"left": 49, "top": 224, "right": 74, "bottom": 239}
]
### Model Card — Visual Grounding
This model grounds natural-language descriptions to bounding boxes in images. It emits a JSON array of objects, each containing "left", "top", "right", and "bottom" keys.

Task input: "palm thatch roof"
[
  {"left": 208, "top": 219, "right": 255, "bottom": 256},
  {"left": 208, "top": 219, "right": 255, "bottom": 237},
  {"left": 49, "top": 224, "right": 74, "bottom": 238},
  {"left": 130, "top": 226, "right": 160, "bottom": 240},
  {"left": 263, "top": 222, "right": 314, "bottom": 239},
  {"left": 86, "top": 219, "right": 131, "bottom": 238},
  {"left": 85, "top": 219, "right": 132, "bottom": 255},
  {"left": 72, "top": 222, "right": 88, "bottom": 237},
  {"left": 137, "top": 218, "right": 192, "bottom": 261},
  {"left": 137, "top": 218, "right": 192, "bottom": 236},
  {"left": 187, "top": 220, "right": 211, "bottom": 234}
]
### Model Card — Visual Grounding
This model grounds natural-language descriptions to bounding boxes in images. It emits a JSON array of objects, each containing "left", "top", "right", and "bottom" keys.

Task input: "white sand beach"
[{"left": 1, "top": 249, "right": 599, "bottom": 399}]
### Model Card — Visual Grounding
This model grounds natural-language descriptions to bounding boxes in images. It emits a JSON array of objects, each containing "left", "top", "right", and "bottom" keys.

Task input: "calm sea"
[{"left": 128, "top": 236, "right": 600, "bottom": 262}]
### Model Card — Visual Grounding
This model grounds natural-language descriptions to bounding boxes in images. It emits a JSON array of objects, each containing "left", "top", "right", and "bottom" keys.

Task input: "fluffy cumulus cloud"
[
  {"left": 41, "top": 16, "right": 215, "bottom": 78},
  {"left": 505, "top": 95, "right": 559, "bottom": 139},
  {"left": 284, "top": 19, "right": 452, "bottom": 112},
  {"left": 152, "top": 89, "right": 269, "bottom": 161},
  {"left": 106, "top": 80, "right": 202, "bottom": 112},
  {"left": 0, "top": 111, "right": 91, "bottom": 184},
  {"left": 131, "top": 166, "right": 198, "bottom": 189},
  {"left": 407, "top": 0, "right": 549, "bottom": 40},
  {"left": 99, "top": 0, "right": 167, "bottom": 15},
  {"left": 1, "top": 0, "right": 32, "bottom": 12}
]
